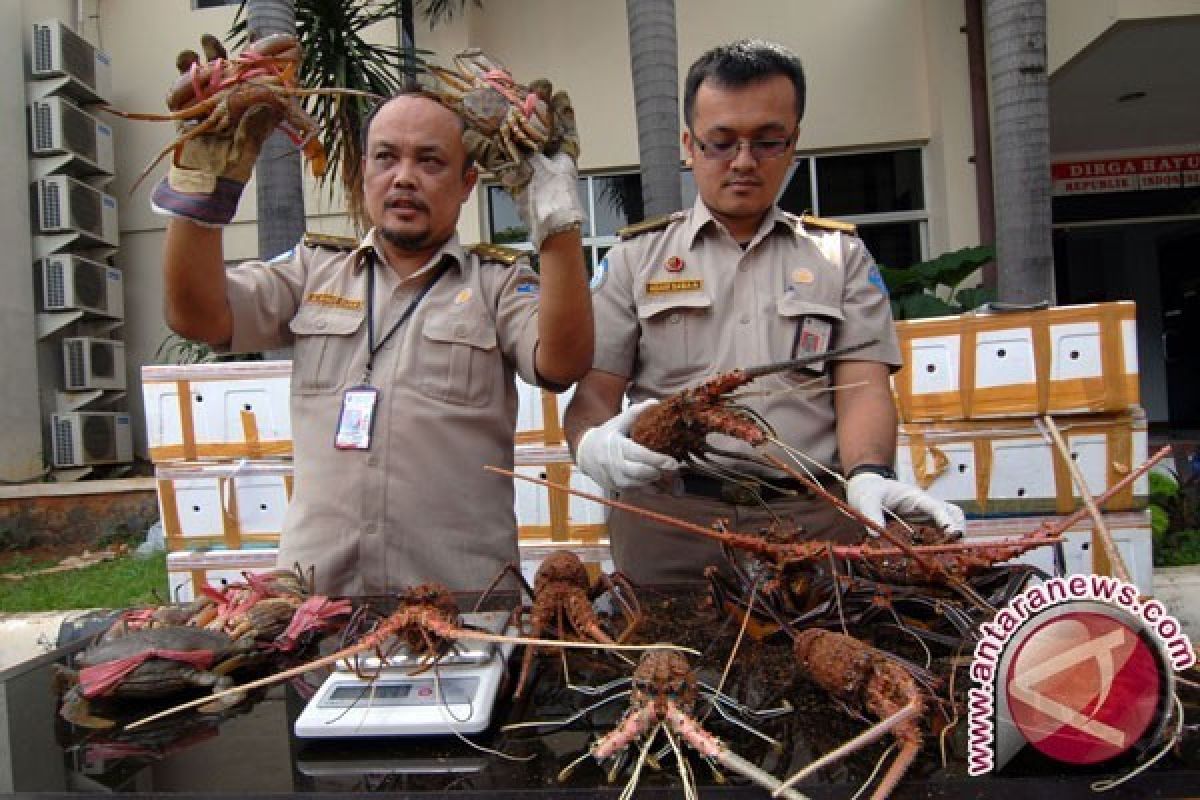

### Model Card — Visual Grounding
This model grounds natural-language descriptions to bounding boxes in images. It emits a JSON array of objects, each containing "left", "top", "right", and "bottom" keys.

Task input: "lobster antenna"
[{"left": 742, "top": 339, "right": 878, "bottom": 378}]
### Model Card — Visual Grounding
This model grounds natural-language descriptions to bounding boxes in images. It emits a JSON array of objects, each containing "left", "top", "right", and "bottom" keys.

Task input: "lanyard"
[{"left": 361, "top": 253, "right": 449, "bottom": 385}]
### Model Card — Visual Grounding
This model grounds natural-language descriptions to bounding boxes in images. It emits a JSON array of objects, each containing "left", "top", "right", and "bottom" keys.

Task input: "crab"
[
  {"left": 54, "top": 626, "right": 262, "bottom": 729},
  {"left": 428, "top": 49, "right": 577, "bottom": 187}
]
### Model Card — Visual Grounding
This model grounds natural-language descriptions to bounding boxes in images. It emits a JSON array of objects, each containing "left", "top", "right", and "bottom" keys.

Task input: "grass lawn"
[{"left": 0, "top": 552, "right": 167, "bottom": 612}]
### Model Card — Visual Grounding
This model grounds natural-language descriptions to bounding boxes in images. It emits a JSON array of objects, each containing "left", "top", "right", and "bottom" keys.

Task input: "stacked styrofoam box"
[
  {"left": 895, "top": 410, "right": 1149, "bottom": 516},
  {"left": 892, "top": 301, "right": 1139, "bottom": 423},
  {"left": 166, "top": 547, "right": 280, "bottom": 603},
  {"left": 514, "top": 377, "right": 609, "bottom": 573},
  {"left": 142, "top": 361, "right": 292, "bottom": 462},
  {"left": 965, "top": 511, "right": 1154, "bottom": 595},
  {"left": 155, "top": 461, "right": 293, "bottom": 551},
  {"left": 143, "top": 361, "right": 293, "bottom": 597},
  {"left": 890, "top": 302, "right": 1150, "bottom": 582}
]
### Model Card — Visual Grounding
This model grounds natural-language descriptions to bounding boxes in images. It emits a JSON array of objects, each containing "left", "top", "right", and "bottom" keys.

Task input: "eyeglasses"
[{"left": 692, "top": 131, "right": 796, "bottom": 162}]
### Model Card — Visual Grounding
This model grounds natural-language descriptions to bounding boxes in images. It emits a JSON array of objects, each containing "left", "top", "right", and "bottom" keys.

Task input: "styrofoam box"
[
  {"left": 896, "top": 411, "right": 1148, "bottom": 516},
  {"left": 893, "top": 301, "right": 1139, "bottom": 422},
  {"left": 514, "top": 464, "right": 607, "bottom": 529},
  {"left": 142, "top": 361, "right": 292, "bottom": 461},
  {"left": 167, "top": 548, "right": 281, "bottom": 603},
  {"left": 168, "top": 545, "right": 617, "bottom": 603},
  {"left": 964, "top": 510, "right": 1153, "bottom": 595},
  {"left": 516, "top": 376, "right": 575, "bottom": 442},
  {"left": 157, "top": 461, "right": 292, "bottom": 550}
]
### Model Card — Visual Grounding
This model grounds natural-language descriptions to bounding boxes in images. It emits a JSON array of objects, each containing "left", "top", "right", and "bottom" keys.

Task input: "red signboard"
[{"left": 1052, "top": 152, "right": 1200, "bottom": 195}]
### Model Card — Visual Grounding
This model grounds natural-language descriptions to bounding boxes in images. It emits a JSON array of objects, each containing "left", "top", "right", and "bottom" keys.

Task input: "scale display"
[{"left": 293, "top": 611, "right": 515, "bottom": 738}]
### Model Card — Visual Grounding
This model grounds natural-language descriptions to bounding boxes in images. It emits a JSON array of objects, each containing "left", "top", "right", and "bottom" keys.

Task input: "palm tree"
[
  {"left": 986, "top": 0, "right": 1054, "bottom": 303},
  {"left": 625, "top": 0, "right": 682, "bottom": 218},
  {"left": 244, "top": 0, "right": 304, "bottom": 260}
]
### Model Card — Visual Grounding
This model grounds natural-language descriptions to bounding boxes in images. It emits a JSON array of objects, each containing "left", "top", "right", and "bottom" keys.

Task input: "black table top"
[{"left": 2, "top": 589, "right": 1197, "bottom": 799}]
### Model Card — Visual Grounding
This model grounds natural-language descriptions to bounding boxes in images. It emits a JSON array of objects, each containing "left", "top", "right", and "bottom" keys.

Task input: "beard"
[{"left": 378, "top": 226, "right": 434, "bottom": 252}]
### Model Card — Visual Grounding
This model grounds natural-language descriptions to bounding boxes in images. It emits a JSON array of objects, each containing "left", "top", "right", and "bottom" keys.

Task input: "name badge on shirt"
[
  {"left": 794, "top": 316, "right": 834, "bottom": 372},
  {"left": 335, "top": 385, "right": 379, "bottom": 450}
]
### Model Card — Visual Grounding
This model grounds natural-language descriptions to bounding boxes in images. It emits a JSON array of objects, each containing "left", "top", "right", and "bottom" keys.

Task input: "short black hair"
[
  {"left": 360, "top": 89, "right": 475, "bottom": 173},
  {"left": 683, "top": 39, "right": 806, "bottom": 128}
]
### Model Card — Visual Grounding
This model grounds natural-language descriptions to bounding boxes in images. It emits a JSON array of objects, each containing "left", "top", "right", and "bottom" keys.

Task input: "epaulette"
[
  {"left": 617, "top": 211, "right": 684, "bottom": 241},
  {"left": 799, "top": 213, "right": 857, "bottom": 235},
  {"left": 302, "top": 232, "right": 358, "bottom": 250},
  {"left": 468, "top": 242, "right": 524, "bottom": 265}
]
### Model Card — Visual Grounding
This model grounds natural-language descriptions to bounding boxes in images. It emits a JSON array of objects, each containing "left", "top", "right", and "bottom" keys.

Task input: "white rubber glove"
[
  {"left": 846, "top": 472, "right": 966, "bottom": 536},
  {"left": 575, "top": 400, "right": 681, "bottom": 492},
  {"left": 511, "top": 152, "right": 584, "bottom": 248}
]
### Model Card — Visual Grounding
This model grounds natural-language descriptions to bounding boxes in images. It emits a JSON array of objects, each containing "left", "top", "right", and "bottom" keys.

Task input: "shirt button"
[
  {"left": 367, "top": 455, "right": 379, "bottom": 467},
  {"left": 364, "top": 522, "right": 377, "bottom": 535},
  {"left": 740, "top": 314, "right": 750, "bottom": 324}
]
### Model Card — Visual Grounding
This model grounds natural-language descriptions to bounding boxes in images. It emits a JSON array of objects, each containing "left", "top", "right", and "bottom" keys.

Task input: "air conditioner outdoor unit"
[
  {"left": 31, "top": 175, "right": 118, "bottom": 247},
  {"left": 62, "top": 337, "right": 126, "bottom": 392},
  {"left": 36, "top": 255, "right": 124, "bottom": 319},
  {"left": 51, "top": 411, "right": 132, "bottom": 467},
  {"left": 29, "top": 96, "right": 115, "bottom": 175},
  {"left": 30, "top": 19, "right": 112, "bottom": 103}
]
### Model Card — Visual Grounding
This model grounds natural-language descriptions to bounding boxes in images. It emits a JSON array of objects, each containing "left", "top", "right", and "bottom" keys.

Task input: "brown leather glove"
[{"left": 150, "top": 35, "right": 293, "bottom": 226}]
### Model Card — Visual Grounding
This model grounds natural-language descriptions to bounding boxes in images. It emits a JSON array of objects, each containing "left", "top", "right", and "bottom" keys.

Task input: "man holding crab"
[
  {"left": 155, "top": 40, "right": 592, "bottom": 597},
  {"left": 564, "top": 40, "right": 965, "bottom": 584}
]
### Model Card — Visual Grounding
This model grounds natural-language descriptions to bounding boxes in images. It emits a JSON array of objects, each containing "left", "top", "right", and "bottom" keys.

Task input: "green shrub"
[{"left": 1149, "top": 468, "right": 1200, "bottom": 567}]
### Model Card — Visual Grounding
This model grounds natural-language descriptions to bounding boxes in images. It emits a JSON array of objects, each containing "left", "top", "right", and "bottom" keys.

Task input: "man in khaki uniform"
[
  {"left": 564, "top": 40, "right": 963, "bottom": 583},
  {"left": 154, "top": 51, "right": 592, "bottom": 595}
]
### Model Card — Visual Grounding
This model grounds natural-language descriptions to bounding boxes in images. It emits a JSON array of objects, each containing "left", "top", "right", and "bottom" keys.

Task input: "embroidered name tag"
[
  {"left": 305, "top": 292, "right": 363, "bottom": 310},
  {"left": 646, "top": 279, "right": 704, "bottom": 294}
]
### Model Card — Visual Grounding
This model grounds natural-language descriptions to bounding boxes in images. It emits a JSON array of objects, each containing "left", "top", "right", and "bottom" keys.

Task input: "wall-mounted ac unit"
[
  {"left": 31, "top": 175, "right": 118, "bottom": 247},
  {"left": 30, "top": 19, "right": 112, "bottom": 103},
  {"left": 62, "top": 337, "right": 126, "bottom": 391},
  {"left": 29, "top": 96, "right": 115, "bottom": 176},
  {"left": 35, "top": 255, "right": 124, "bottom": 319},
  {"left": 51, "top": 411, "right": 132, "bottom": 467}
]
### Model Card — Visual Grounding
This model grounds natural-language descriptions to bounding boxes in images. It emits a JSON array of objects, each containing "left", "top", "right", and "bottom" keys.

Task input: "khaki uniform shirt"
[
  {"left": 223, "top": 231, "right": 544, "bottom": 596},
  {"left": 591, "top": 197, "right": 902, "bottom": 581}
]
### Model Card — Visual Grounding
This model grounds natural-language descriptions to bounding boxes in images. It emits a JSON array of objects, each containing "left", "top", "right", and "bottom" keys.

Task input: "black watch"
[{"left": 847, "top": 463, "right": 897, "bottom": 481}]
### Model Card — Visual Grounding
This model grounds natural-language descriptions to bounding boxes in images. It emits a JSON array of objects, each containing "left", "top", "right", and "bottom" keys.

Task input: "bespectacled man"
[{"left": 564, "top": 39, "right": 965, "bottom": 583}]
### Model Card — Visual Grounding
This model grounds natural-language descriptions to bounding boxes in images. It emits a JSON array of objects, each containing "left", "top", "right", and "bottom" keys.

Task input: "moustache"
[{"left": 385, "top": 193, "right": 429, "bottom": 212}]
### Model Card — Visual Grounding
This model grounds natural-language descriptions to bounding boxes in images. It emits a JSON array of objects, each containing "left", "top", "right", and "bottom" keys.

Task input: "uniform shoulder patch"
[
  {"left": 468, "top": 242, "right": 525, "bottom": 265},
  {"left": 799, "top": 213, "right": 857, "bottom": 235},
  {"left": 617, "top": 211, "right": 685, "bottom": 241},
  {"left": 301, "top": 232, "right": 358, "bottom": 250}
]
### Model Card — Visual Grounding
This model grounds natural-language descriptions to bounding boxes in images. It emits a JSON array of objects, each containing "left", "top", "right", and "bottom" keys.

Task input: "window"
[
  {"left": 777, "top": 147, "right": 928, "bottom": 267},
  {"left": 484, "top": 147, "right": 927, "bottom": 269},
  {"left": 486, "top": 171, "right": 645, "bottom": 274}
]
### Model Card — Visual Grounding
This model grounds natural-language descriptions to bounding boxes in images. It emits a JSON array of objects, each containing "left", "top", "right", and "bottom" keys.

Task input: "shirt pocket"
[
  {"left": 776, "top": 292, "right": 845, "bottom": 372},
  {"left": 287, "top": 305, "right": 365, "bottom": 394},
  {"left": 637, "top": 293, "right": 713, "bottom": 389},
  {"left": 417, "top": 312, "right": 499, "bottom": 407}
]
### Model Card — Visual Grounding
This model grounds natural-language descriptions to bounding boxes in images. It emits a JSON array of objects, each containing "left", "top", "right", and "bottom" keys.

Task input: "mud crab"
[
  {"left": 103, "top": 33, "right": 373, "bottom": 190},
  {"left": 428, "top": 48, "right": 578, "bottom": 187},
  {"left": 54, "top": 626, "right": 261, "bottom": 729}
]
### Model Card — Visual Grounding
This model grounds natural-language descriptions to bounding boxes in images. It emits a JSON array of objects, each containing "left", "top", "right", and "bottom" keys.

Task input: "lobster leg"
[{"left": 772, "top": 699, "right": 920, "bottom": 795}]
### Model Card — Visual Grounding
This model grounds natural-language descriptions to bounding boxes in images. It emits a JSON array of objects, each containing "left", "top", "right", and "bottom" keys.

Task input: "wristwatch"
[{"left": 847, "top": 463, "right": 897, "bottom": 481}]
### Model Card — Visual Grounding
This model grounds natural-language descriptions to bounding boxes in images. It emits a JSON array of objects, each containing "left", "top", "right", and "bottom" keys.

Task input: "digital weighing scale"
[{"left": 294, "top": 610, "right": 516, "bottom": 738}]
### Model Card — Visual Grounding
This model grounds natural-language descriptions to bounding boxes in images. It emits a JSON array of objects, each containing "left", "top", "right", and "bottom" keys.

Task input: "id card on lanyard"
[
  {"left": 335, "top": 386, "right": 379, "bottom": 450},
  {"left": 333, "top": 255, "right": 448, "bottom": 451}
]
